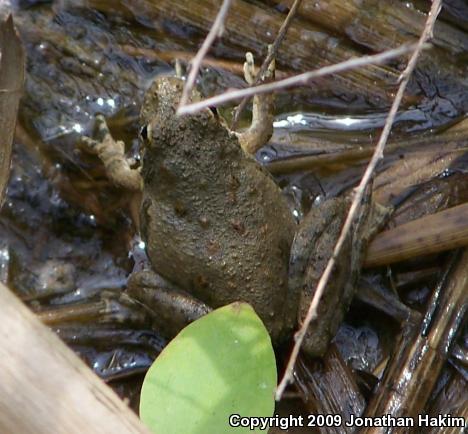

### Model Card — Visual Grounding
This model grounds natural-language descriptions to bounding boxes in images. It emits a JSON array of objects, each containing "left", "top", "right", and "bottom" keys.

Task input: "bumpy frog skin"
[
  {"left": 137, "top": 75, "right": 297, "bottom": 343},
  {"left": 79, "top": 54, "right": 389, "bottom": 357}
]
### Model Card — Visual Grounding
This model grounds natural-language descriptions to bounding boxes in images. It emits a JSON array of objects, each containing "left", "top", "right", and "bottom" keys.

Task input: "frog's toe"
[
  {"left": 243, "top": 46, "right": 275, "bottom": 86},
  {"left": 95, "top": 114, "right": 112, "bottom": 141},
  {"left": 264, "top": 44, "right": 276, "bottom": 80},
  {"left": 243, "top": 52, "right": 256, "bottom": 85},
  {"left": 78, "top": 136, "right": 100, "bottom": 154}
]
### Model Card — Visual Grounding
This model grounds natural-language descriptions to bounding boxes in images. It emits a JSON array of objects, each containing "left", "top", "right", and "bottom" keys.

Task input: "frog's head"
[
  {"left": 140, "top": 75, "right": 188, "bottom": 126},
  {"left": 139, "top": 75, "right": 218, "bottom": 149}
]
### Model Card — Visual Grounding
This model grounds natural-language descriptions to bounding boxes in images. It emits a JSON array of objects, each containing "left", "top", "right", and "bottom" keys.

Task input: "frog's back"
[{"left": 141, "top": 104, "right": 297, "bottom": 341}]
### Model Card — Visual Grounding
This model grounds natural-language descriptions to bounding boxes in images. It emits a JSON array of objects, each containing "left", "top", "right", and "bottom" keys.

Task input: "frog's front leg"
[
  {"left": 236, "top": 50, "right": 275, "bottom": 154},
  {"left": 127, "top": 270, "right": 212, "bottom": 338},
  {"left": 79, "top": 115, "right": 143, "bottom": 191}
]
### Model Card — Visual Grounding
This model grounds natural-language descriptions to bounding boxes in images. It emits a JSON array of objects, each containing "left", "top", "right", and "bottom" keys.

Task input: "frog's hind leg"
[
  {"left": 79, "top": 114, "right": 142, "bottom": 191},
  {"left": 127, "top": 270, "right": 212, "bottom": 338},
  {"left": 236, "top": 49, "right": 275, "bottom": 155}
]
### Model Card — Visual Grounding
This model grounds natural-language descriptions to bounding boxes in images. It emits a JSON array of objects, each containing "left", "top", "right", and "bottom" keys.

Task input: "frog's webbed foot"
[
  {"left": 127, "top": 270, "right": 212, "bottom": 338},
  {"left": 79, "top": 114, "right": 143, "bottom": 191},
  {"left": 236, "top": 48, "right": 275, "bottom": 155}
]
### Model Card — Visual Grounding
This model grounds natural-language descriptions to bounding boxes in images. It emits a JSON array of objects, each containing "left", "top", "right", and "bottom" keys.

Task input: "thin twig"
[
  {"left": 230, "top": 0, "right": 303, "bottom": 129},
  {"left": 178, "top": 44, "right": 420, "bottom": 115},
  {"left": 275, "top": 0, "right": 443, "bottom": 400},
  {"left": 178, "top": 0, "right": 232, "bottom": 109}
]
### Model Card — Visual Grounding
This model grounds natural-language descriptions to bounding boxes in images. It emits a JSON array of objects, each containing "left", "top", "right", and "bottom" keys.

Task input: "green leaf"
[{"left": 140, "top": 302, "right": 277, "bottom": 434}]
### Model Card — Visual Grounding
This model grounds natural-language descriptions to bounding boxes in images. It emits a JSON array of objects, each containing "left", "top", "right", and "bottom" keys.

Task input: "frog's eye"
[
  {"left": 139, "top": 125, "right": 148, "bottom": 141},
  {"left": 208, "top": 106, "right": 219, "bottom": 119},
  {"left": 139, "top": 124, "right": 151, "bottom": 142}
]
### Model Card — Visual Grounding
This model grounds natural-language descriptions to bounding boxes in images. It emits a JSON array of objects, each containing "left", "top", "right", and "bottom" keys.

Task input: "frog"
[{"left": 79, "top": 52, "right": 389, "bottom": 358}]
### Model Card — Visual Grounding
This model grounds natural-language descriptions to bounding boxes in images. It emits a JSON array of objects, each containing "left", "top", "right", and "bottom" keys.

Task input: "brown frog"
[{"left": 80, "top": 54, "right": 389, "bottom": 357}]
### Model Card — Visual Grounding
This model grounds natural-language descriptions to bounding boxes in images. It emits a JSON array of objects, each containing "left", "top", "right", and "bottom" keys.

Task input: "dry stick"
[
  {"left": 364, "top": 202, "right": 468, "bottom": 268},
  {"left": 230, "top": 0, "right": 303, "bottom": 129},
  {"left": 178, "top": 43, "right": 419, "bottom": 115},
  {"left": 0, "top": 283, "right": 151, "bottom": 434},
  {"left": 275, "top": 0, "right": 443, "bottom": 400},
  {"left": 178, "top": 0, "right": 232, "bottom": 108},
  {"left": 0, "top": 16, "right": 24, "bottom": 206}
]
